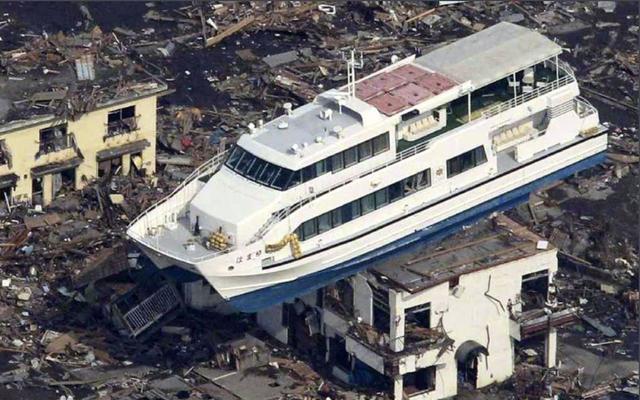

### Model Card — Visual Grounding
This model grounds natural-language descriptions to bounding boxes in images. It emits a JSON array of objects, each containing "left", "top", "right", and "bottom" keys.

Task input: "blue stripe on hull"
[{"left": 228, "top": 151, "right": 606, "bottom": 313}]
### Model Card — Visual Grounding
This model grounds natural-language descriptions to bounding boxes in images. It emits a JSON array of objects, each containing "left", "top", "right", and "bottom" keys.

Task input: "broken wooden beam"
[{"left": 205, "top": 16, "right": 255, "bottom": 48}]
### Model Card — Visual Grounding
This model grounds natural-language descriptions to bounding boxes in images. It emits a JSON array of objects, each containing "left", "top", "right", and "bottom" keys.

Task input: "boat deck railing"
[
  {"left": 249, "top": 60, "right": 579, "bottom": 244},
  {"left": 483, "top": 75, "right": 575, "bottom": 119},
  {"left": 574, "top": 96, "right": 598, "bottom": 119},
  {"left": 128, "top": 150, "right": 228, "bottom": 242}
]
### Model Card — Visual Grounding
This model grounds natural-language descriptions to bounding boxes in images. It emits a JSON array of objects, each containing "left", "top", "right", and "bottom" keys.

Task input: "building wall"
[
  {"left": 257, "top": 303, "right": 289, "bottom": 345},
  {"left": 390, "top": 249, "right": 557, "bottom": 400},
  {"left": 0, "top": 94, "right": 158, "bottom": 205}
]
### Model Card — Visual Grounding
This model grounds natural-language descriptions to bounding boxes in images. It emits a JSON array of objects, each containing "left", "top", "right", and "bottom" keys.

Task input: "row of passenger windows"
[
  {"left": 225, "top": 133, "right": 390, "bottom": 191},
  {"left": 294, "top": 168, "right": 431, "bottom": 241}
]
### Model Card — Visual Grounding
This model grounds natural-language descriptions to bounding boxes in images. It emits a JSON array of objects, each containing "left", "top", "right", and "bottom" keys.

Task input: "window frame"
[
  {"left": 358, "top": 140, "right": 373, "bottom": 161},
  {"left": 372, "top": 133, "right": 389, "bottom": 155},
  {"left": 446, "top": 146, "right": 487, "bottom": 178},
  {"left": 343, "top": 146, "right": 358, "bottom": 168}
]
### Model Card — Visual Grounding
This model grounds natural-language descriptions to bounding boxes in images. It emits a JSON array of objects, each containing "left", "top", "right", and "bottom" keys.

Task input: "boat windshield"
[{"left": 225, "top": 146, "right": 294, "bottom": 190}]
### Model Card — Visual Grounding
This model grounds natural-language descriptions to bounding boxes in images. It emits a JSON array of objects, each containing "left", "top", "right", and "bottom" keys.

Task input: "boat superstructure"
[{"left": 127, "top": 22, "right": 607, "bottom": 312}]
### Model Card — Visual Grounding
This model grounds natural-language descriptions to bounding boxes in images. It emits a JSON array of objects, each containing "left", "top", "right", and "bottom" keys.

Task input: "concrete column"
[
  {"left": 389, "top": 289, "right": 404, "bottom": 352},
  {"left": 42, "top": 174, "right": 53, "bottom": 206},
  {"left": 467, "top": 92, "right": 471, "bottom": 122},
  {"left": 513, "top": 72, "right": 517, "bottom": 99},
  {"left": 544, "top": 327, "right": 557, "bottom": 368},
  {"left": 121, "top": 153, "right": 131, "bottom": 176},
  {"left": 393, "top": 375, "right": 403, "bottom": 400},
  {"left": 555, "top": 55, "right": 559, "bottom": 81}
]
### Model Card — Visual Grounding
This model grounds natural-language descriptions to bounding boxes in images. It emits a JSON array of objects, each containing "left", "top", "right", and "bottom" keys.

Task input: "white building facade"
[{"left": 258, "top": 216, "right": 578, "bottom": 399}]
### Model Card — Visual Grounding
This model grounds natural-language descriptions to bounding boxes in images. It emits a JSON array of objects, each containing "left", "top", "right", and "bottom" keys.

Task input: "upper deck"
[{"left": 239, "top": 22, "right": 563, "bottom": 171}]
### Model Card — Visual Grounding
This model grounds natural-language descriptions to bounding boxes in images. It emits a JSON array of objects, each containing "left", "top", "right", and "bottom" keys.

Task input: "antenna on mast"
[{"left": 343, "top": 49, "right": 364, "bottom": 98}]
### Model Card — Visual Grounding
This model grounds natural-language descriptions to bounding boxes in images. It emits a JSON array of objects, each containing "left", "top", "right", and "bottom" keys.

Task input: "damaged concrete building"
[
  {"left": 257, "top": 215, "right": 579, "bottom": 399},
  {"left": 0, "top": 32, "right": 168, "bottom": 206}
]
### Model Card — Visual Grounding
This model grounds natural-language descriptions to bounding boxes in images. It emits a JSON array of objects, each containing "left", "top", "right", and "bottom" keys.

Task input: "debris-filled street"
[{"left": 0, "top": 1, "right": 637, "bottom": 399}]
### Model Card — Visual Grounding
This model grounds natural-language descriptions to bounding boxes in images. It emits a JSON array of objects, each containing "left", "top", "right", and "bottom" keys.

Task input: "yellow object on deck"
[
  {"left": 208, "top": 231, "right": 229, "bottom": 251},
  {"left": 266, "top": 233, "right": 302, "bottom": 259}
]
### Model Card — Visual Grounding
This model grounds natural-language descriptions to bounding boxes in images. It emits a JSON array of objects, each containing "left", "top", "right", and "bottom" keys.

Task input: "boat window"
[
  {"left": 401, "top": 109, "right": 419, "bottom": 122},
  {"left": 331, "top": 208, "right": 343, "bottom": 227},
  {"left": 404, "top": 175, "right": 418, "bottom": 195},
  {"left": 343, "top": 147, "right": 358, "bottom": 167},
  {"left": 331, "top": 153, "right": 344, "bottom": 172},
  {"left": 288, "top": 170, "right": 302, "bottom": 188},
  {"left": 318, "top": 213, "right": 332, "bottom": 234},
  {"left": 225, "top": 146, "right": 296, "bottom": 191},
  {"left": 246, "top": 158, "right": 267, "bottom": 180},
  {"left": 272, "top": 169, "right": 291, "bottom": 189},
  {"left": 258, "top": 163, "right": 279, "bottom": 185},
  {"left": 373, "top": 133, "right": 390, "bottom": 155},
  {"left": 351, "top": 200, "right": 362, "bottom": 219},
  {"left": 302, "top": 164, "right": 317, "bottom": 182},
  {"left": 235, "top": 151, "right": 255, "bottom": 175},
  {"left": 447, "top": 146, "right": 487, "bottom": 178},
  {"left": 316, "top": 159, "right": 329, "bottom": 176},
  {"left": 226, "top": 146, "right": 244, "bottom": 169},
  {"left": 388, "top": 181, "right": 403, "bottom": 203},
  {"left": 293, "top": 166, "right": 432, "bottom": 242},
  {"left": 361, "top": 193, "right": 376, "bottom": 215},
  {"left": 302, "top": 219, "right": 317, "bottom": 240},
  {"left": 416, "top": 169, "right": 431, "bottom": 189},
  {"left": 375, "top": 188, "right": 389, "bottom": 208},
  {"left": 358, "top": 140, "right": 373, "bottom": 161}
]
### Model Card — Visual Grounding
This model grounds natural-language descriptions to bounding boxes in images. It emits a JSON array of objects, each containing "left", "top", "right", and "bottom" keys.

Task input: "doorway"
[{"left": 456, "top": 340, "right": 488, "bottom": 390}]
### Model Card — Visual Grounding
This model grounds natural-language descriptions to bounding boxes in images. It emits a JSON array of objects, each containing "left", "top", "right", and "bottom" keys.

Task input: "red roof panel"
[{"left": 366, "top": 92, "right": 410, "bottom": 116}]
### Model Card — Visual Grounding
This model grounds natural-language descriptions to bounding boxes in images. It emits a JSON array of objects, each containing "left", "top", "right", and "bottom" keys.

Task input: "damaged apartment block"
[
  {"left": 256, "top": 216, "right": 579, "bottom": 399},
  {"left": 0, "top": 31, "right": 169, "bottom": 207}
]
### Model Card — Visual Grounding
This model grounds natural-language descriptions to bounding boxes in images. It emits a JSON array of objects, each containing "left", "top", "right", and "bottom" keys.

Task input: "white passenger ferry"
[{"left": 128, "top": 22, "right": 607, "bottom": 312}]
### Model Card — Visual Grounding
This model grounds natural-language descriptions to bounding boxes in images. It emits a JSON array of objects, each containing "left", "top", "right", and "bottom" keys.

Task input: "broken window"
[
  {"left": 38, "top": 124, "right": 71, "bottom": 156},
  {"left": 449, "top": 276, "right": 460, "bottom": 289},
  {"left": 405, "top": 303, "right": 431, "bottom": 344},
  {"left": 336, "top": 280, "right": 354, "bottom": 316},
  {"left": 0, "top": 140, "right": 10, "bottom": 167},
  {"left": 98, "top": 157, "right": 122, "bottom": 178},
  {"left": 107, "top": 106, "right": 137, "bottom": 136},
  {"left": 521, "top": 270, "right": 549, "bottom": 312},
  {"left": 329, "top": 336, "right": 351, "bottom": 372},
  {"left": 371, "top": 285, "right": 390, "bottom": 334},
  {"left": 31, "top": 177, "right": 43, "bottom": 205},
  {"left": 403, "top": 365, "right": 436, "bottom": 396}
]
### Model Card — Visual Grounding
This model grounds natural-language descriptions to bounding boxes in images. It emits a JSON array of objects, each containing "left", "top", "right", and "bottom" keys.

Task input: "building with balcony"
[
  {"left": 0, "top": 51, "right": 167, "bottom": 206},
  {"left": 256, "top": 215, "right": 578, "bottom": 399}
]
